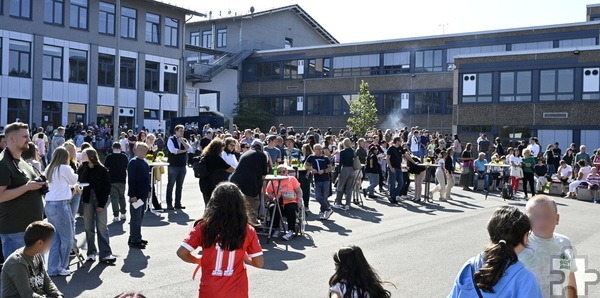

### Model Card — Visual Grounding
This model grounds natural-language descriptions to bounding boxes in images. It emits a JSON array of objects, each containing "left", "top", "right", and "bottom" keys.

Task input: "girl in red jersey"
[{"left": 177, "top": 182, "right": 264, "bottom": 298}]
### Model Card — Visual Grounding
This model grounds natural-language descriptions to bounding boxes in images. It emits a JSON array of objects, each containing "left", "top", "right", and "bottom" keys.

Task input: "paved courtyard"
[{"left": 53, "top": 171, "right": 600, "bottom": 297}]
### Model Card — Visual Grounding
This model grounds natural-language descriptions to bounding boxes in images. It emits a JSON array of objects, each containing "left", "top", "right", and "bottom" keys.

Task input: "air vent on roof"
[{"left": 543, "top": 112, "right": 568, "bottom": 119}]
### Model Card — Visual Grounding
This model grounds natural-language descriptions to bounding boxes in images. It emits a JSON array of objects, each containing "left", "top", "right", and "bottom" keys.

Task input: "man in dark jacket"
[
  {"left": 231, "top": 140, "right": 268, "bottom": 226},
  {"left": 127, "top": 143, "right": 151, "bottom": 249},
  {"left": 104, "top": 142, "right": 129, "bottom": 223}
]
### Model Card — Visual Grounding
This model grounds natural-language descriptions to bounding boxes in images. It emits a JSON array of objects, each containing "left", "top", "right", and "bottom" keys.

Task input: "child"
[
  {"left": 429, "top": 150, "right": 447, "bottom": 201},
  {"left": 127, "top": 142, "right": 151, "bottom": 249},
  {"left": 329, "top": 245, "right": 391, "bottom": 298},
  {"left": 105, "top": 142, "right": 129, "bottom": 223},
  {"left": 449, "top": 206, "right": 542, "bottom": 297},
  {"left": 176, "top": 182, "right": 264, "bottom": 298},
  {"left": 1, "top": 221, "right": 64, "bottom": 298},
  {"left": 587, "top": 167, "right": 600, "bottom": 203},
  {"left": 520, "top": 195, "right": 578, "bottom": 298}
]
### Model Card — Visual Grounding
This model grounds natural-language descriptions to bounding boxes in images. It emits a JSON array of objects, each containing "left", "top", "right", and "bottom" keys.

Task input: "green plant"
[
  {"left": 233, "top": 98, "right": 274, "bottom": 131},
  {"left": 348, "top": 80, "right": 379, "bottom": 138}
]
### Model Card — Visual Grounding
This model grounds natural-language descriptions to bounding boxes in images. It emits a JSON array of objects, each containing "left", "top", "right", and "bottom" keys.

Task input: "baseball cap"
[{"left": 251, "top": 139, "right": 264, "bottom": 150}]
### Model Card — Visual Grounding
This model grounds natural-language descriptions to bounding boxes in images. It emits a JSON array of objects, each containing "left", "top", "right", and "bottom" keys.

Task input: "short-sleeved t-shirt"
[
  {"left": 387, "top": 146, "right": 405, "bottom": 169},
  {"left": 266, "top": 176, "right": 300, "bottom": 205},
  {"left": 264, "top": 147, "right": 281, "bottom": 164},
  {"left": 182, "top": 223, "right": 263, "bottom": 298},
  {"left": 0, "top": 151, "right": 44, "bottom": 234},
  {"left": 519, "top": 233, "right": 577, "bottom": 298},
  {"left": 305, "top": 155, "right": 331, "bottom": 182}
]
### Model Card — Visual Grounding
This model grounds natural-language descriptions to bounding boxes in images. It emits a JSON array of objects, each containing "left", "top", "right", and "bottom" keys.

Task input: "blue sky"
[{"left": 176, "top": 0, "right": 600, "bottom": 43}]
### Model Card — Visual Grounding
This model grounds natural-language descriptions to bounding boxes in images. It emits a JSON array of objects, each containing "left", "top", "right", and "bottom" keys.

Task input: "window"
[
  {"left": 500, "top": 126, "right": 531, "bottom": 146},
  {"left": 512, "top": 41, "right": 553, "bottom": 51},
  {"left": 145, "top": 13, "right": 160, "bottom": 43},
  {"left": 256, "top": 62, "right": 281, "bottom": 81},
  {"left": 499, "top": 71, "right": 532, "bottom": 102},
  {"left": 8, "top": 99, "right": 30, "bottom": 124},
  {"left": 307, "top": 58, "right": 330, "bottom": 78},
  {"left": 190, "top": 32, "right": 200, "bottom": 46},
  {"left": 165, "top": 17, "right": 179, "bottom": 47},
  {"left": 281, "top": 97, "right": 301, "bottom": 115},
  {"left": 284, "top": 38, "right": 293, "bottom": 49},
  {"left": 68, "top": 103, "right": 86, "bottom": 124},
  {"left": 69, "top": 49, "right": 87, "bottom": 83},
  {"left": 217, "top": 28, "right": 227, "bottom": 48},
  {"left": 121, "top": 7, "right": 136, "bottom": 39},
  {"left": 447, "top": 45, "right": 505, "bottom": 64},
  {"left": 43, "top": 45, "right": 63, "bottom": 80},
  {"left": 559, "top": 38, "right": 596, "bottom": 48},
  {"left": 333, "top": 54, "right": 379, "bottom": 77},
  {"left": 283, "top": 60, "right": 301, "bottom": 79},
  {"left": 98, "top": 54, "right": 114, "bottom": 86},
  {"left": 9, "top": 40, "right": 30, "bottom": 77},
  {"left": 163, "top": 110, "right": 177, "bottom": 120},
  {"left": 42, "top": 101, "right": 62, "bottom": 128},
  {"left": 145, "top": 61, "right": 160, "bottom": 92},
  {"left": 415, "top": 50, "right": 443, "bottom": 72},
  {"left": 202, "top": 30, "right": 212, "bottom": 48},
  {"left": 306, "top": 96, "right": 328, "bottom": 115},
  {"left": 44, "top": 0, "right": 63, "bottom": 25},
  {"left": 458, "top": 125, "right": 493, "bottom": 134},
  {"left": 333, "top": 95, "right": 354, "bottom": 115},
  {"left": 381, "top": 93, "right": 409, "bottom": 114},
  {"left": 414, "top": 92, "right": 442, "bottom": 115},
  {"left": 98, "top": 2, "right": 115, "bottom": 35},
  {"left": 10, "top": 0, "right": 31, "bottom": 18},
  {"left": 383, "top": 52, "right": 410, "bottom": 74},
  {"left": 144, "top": 109, "right": 159, "bottom": 119},
  {"left": 120, "top": 57, "right": 136, "bottom": 89},
  {"left": 163, "top": 70, "right": 178, "bottom": 94},
  {"left": 69, "top": 0, "right": 88, "bottom": 29},
  {"left": 461, "top": 73, "right": 492, "bottom": 103},
  {"left": 540, "top": 69, "right": 574, "bottom": 101}
]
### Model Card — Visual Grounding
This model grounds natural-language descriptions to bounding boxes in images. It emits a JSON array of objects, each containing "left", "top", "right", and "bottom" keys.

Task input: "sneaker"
[
  {"left": 128, "top": 242, "right": 146, "bottom": 249},
  {"left": 86, "top": 254, "right": 97, "bottom": 262},
  {"left": 323, "top": 209, "right": 334, "bottom": 220},
  {"left": 362, "top": 189, "right": 367, "bottom": 197},
  {"left": 332, "top": 203, "right": 342, "bottom": 209},
  {"left": 368, "top": 194, "right": 377, "bottom": 199},
  {"left": 387, "top": 197, "right": 397, "bottom": 204},
  {"left": 100, "top": 255, "right": 117, "bottom": 264},
  {"left": 282, "top": 231, "right": 294, "bottom": 241},
  {"left": 271, "top": 229, "right": 282, "bottom": 238},
  {"left": 175, "top": 205, "right": 186, "bottom": 209},
  {"left": 395, "top": 195, "right": 402, "bottom": 201},
  {"left": 120, "top": 214, "right": 127, "bottom": 221},
  {"left": 112, "top": 217, "right": 120, "bottom": 223},
  {"left": 58, "top": 268, "right": 72, "bottom": 276},
  {"left": 342, "top": 205, "right": 350, "bottom": 211},
  {"left": 318, "top": 211, "right": 324, "bottom": 219}
]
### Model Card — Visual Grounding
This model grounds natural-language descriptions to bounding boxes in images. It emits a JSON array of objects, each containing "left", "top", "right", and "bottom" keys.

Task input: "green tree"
[
  {"left": 233, "top": 98, "right": 274, "bottom": 131},
  {"left": 348, "top": 80, "right": 378, "bottom": 137}
]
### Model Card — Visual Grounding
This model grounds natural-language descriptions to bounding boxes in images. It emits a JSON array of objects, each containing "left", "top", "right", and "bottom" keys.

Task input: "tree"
[
  {"left": 233, "top": 98, "right": 274, "bottom": 131},
  {"left": 347, "top": 80, "right": 378, "bottom": 137}
]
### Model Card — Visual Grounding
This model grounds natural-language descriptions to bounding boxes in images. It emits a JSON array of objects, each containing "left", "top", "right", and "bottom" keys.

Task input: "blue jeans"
[
  {"left": 388, "top": 167, "right": 404, "bottom": 199},
  {"left": 474, "top": 171, "right": 491, "bottom": 191},
  {"left": 70, "top": 193, "right": 81, "bottom": 219},
  {"left": 166, "top": 166, "right": 186, "bottom": 207},
  {"left": 0, "top": 232, "right": 25, "bottom": 260},
  {"left": 45, "top": 201, "right": 73, "bottom": 274},
  {"left": 366, "top": 173, "right": 379, "bottom": 196},
  {"left": 314, "top": 181, "right": 331, "bottom": 212},
  {"left": 129, "top": 197, "right": 146, "bottom": 243},
  {"left": 547, "top": 164, "right": 556, "bottom": 177},
  {"left": 83, "top": 194, "right": 112, "bottom": 258}
]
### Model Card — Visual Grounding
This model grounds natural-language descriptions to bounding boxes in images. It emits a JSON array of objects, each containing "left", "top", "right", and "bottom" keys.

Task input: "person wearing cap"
[{"left": 230, "top": 140, "right": 269, "bottom": 226}]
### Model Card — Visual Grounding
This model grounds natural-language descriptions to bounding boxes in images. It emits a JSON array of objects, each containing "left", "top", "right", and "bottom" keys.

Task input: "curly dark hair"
[
  {"left": 194, "top": 182, "right": 248, "bottom": 251},
  {"left": 202, "top": 138, "right": 224, "bottom": 157}
]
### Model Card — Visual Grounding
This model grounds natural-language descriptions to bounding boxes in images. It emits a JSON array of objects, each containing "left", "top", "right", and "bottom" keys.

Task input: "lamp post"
[
  {"left": 154, "top": 91, "right": 164, "bottom": 132},
  {"left": 112, "top": 0, "right": 121, "bottom": 139}
]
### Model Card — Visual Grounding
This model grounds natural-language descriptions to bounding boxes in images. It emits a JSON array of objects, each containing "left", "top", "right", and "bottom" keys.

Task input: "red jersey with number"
[{"left": 182, "top": 223, "right": 263, "bottom": 298}]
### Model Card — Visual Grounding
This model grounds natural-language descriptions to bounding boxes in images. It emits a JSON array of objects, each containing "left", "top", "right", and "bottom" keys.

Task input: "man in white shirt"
[
  {"left": 527, "top": 137, "right": 541, "bottom": 157},
  {"left": 165, "top": 125, "right": 190, "bottom": 210},
  {"left": 410, "top": 130, "right": 420, "bottom": 156}
]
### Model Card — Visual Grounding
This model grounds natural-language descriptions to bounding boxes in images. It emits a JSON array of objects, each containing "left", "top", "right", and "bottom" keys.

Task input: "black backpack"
[
  {"left": 502, "top": 185, "right": 513, "bottom": 201},
  {"left": 192, "top": 155, "right": 209, "bottom": 179}
]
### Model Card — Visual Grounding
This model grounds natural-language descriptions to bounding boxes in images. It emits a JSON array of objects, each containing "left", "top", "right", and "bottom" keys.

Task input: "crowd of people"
[{"left": 0, "top": 120, "right": 593, "bottom": 297}]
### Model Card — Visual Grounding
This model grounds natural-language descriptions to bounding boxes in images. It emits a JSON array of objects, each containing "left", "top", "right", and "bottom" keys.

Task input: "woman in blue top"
[{"left": 448, "top": 206, "right": 542, "bottom": 298}]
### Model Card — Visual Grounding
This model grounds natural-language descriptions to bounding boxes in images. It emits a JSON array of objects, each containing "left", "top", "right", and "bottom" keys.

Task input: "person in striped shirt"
[{"left": 586, "top": 167, "right": 600, "bottom": 203}]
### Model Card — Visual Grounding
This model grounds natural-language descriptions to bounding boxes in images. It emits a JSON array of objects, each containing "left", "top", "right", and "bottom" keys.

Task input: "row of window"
[
  {"left": 190, "top": 28, "right": 228, "bottom": 48},
  {"left": 3, "top": 0, "right": 180, "bottom": 47},
  {"left": 460, "top": 69, "right": 596, "bottom": 103},
  {"left": 242, "top": 91, "right": 453, "bottom": 116},
  {"left": 245, "top": 37, "right": 598, "bottom": 81},
  {"left": 1, "top": 37, "right": 177, "bottom": 93}
]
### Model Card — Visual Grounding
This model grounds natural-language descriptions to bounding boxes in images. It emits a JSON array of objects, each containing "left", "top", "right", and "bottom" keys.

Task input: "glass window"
[
  {"left": 283, "top": 60, "right": 301, "bottom": 79},
  {"left": 10, "top": 0, "right": 31, "bottom": 18},
  {"left": 145, "top": 13, "right": 160, "bottom": 43},
  {"left": 99, "top": 2, "right": 115, "bottom": 35},
  {"left": 462, "top": 73, "right": 492, "bottom": 103},
  {"left": 121, "top": 7, "right": 136, "bottom": 39},
  {"left": 69, "top": 49, "right": 87, "bottom": 83},
  {"left": 307, "top": 58, "right": 330, "bottom": 78},
  {"left": 281, "top": 97, "right": 301, "bottom": 115},
  {"left": 381, "top": 93, "right": 407, "bottom": 114},
  {"left": 447, "top": 45, "right": 505, "bottom": 64},
  {"left": 120, "top": 57, "right": 136, "bottom": 89},
  {"left": 415, "top": 49, "right": 443, "bottom": 72},
  {"left": 145, "top": 61, "right": 159, "bottom": 92},
  {"left": 333, "top": 54, "right": 379, "bottom": 77},
  {"left": 44, "top": 0, "right": 63, "bottom": 25},
  {"left": 9, "top": 39, "right": 30, "bottom": 77},
  {"left": 8, "top": 99, "right": 30, "bottom": 124},
  {"left": 68, "top": 103, "right": 86, "bottom": 124},
  {"left": 42, "top": 101, "right": 62, "bottom": 128},
  {"left": 284, "top": 38, "right": 293, "bottom": 49},
  {"left": 144, "top": 109, "right": 159, "bottom": 119},
  {"left": 69, "top": 0, "right": 88, "bottom": 29},
  {"left": 413, "top": 92, "right": 442, "bottom": 115},
  {"left": 98, "top": 54, "right": 114, "bottom": 86},
  {"left": 217, "top": 28, "right": 227, "bottom": 48},
  {"left": 202, "top": 30, "right": 212, "bottom": 48},
  {"left": 539, "top": 69, "right": 574, "bottom": 101},
  {"left": 256, "top": 62, "right": 282, "bottom": 81},
  {"left": 500, "top": 71, "right": 531, "bottom": 102},
  {"left": 306, "top": 96, "right": 329, "bottom": 115},
  {"left": 383, "top": 52, "right": 410, "bottom": 74},
  {"left": 43, "top": 45, "right": 63, "bottom": 80},
  {"left": 163, "top": 70, "right": 177, "bottom": 94},
  {"left": 190, "top": 32, "right": 200, "bottom": 46},
  {"left": 333, "top": 95, "right": 353, "bottom": 115},
  {"left": 558, "top": 38, "right": 596, "bottom": 48},
  {"left": 165, "top": 17, "right": 179, "bottom": 47},
  {"left": 512, "top": 41, "right": 553, "bottom": 51}
]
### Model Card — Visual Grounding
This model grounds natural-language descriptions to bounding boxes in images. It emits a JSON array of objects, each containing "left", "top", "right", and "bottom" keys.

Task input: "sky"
[{"left": 169, "top": 0, "right": 600, "bottom": 43}]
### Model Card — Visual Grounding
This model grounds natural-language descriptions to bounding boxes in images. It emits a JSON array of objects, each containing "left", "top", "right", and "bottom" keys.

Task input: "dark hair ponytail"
[{"left": 473, "top": 206, "right": 531, "bottom": 293}]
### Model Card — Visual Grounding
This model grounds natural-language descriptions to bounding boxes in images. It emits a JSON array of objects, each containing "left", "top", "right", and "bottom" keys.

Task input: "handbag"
[
  {"left": 461, "top": 161, "right": 473, "bottom": 175},
  {"left": 353, "top": 156, "right": 362, "bottom": 171}
]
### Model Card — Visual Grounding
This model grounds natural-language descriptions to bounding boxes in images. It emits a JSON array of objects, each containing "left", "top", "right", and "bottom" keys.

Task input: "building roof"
[
  {"left": 145, "top": 0, "right": 205, "bottom": 17},
  {"left": 254, "top": 20, "right": 600, "bottom": 54},
  {"left": 188, "top": 4, "right": 338, "bottom": 44},
  {"left": 455, "top": 45, "right": 600, "bottom": 60}
]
